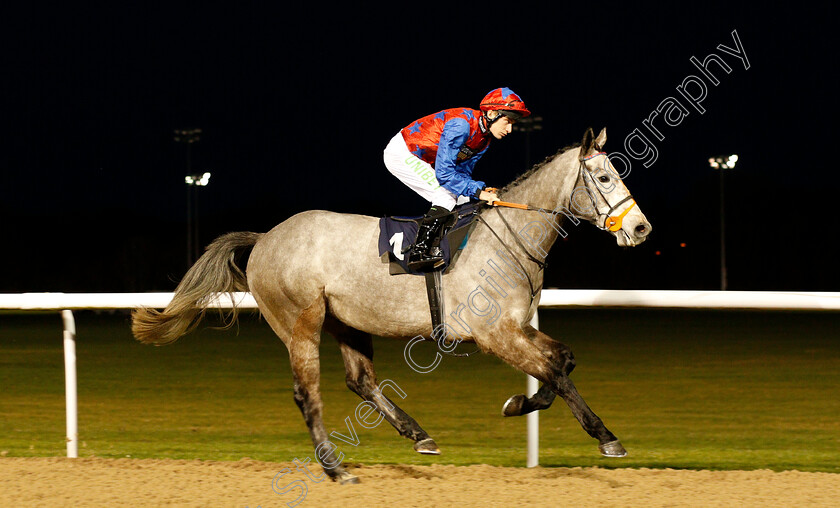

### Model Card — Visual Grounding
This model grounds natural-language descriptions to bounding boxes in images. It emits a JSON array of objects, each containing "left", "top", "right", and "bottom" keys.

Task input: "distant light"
[
  {"left": 679, "top": 242, "right": 686, "bottom": 248},
  {"left": 173, "top": 128, "right": 203, "bottom": 144},
  {"left": 709, "top": 154, "right": 739, "bottom": 170},
  {"left": 655, "top": 250, "right": 661, "bottom": 256},
  {"left": 185, "top": 172, "right": 212, "bottom": 186}
]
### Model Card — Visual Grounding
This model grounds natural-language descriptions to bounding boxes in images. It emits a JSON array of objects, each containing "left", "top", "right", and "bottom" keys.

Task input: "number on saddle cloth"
[{"left": 378, "top": 202, "right": 482, "bottom": 276}]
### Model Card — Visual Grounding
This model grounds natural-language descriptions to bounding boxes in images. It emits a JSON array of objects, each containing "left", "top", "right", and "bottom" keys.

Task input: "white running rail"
[{"left": 2, "top": 290, "right": 838, "bottom": 462}]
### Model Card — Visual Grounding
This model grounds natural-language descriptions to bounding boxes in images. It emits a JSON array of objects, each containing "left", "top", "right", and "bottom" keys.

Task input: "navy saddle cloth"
[{"left": 378, "top": 202, "right": 482, "bottom": 275}]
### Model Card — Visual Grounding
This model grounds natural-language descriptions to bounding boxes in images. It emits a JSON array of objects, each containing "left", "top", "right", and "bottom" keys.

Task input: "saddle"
[
  {"left": 378, "top": 202, "right": 482, "bottom": 276},
  {"left": 377, "top": 201, "right": 484, "bottom": 357},
  {"left": 377, "top": 202, "right": 482, "bottom": 356}
]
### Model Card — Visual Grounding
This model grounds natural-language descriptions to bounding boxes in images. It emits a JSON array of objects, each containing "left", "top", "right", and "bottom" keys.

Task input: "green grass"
[{"left": 1, "top": 308, "right": 839, "bottom": 472}]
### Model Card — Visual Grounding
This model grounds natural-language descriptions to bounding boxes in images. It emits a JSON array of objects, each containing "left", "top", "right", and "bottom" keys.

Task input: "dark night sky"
[{"left": 1, "top": 4, "right": 835, "bottom": 293}]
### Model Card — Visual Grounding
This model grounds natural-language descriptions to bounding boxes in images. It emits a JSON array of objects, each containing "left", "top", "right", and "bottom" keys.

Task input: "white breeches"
[{"left": 383, "top": 132, "right": 470, "bottom": 211}]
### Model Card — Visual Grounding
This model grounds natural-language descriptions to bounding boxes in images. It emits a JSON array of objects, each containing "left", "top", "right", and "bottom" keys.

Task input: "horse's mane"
[{"left": 499, "top": 142, "right": 581, "bottom": 194}]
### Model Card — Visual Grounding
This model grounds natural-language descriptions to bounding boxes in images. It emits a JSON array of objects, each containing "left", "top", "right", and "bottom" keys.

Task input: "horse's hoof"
[
  {"left": 502, "top": 394, "right": 527, "bottom": 417},
  {"left": 414, "top": 438, "right": 441, "bottom": 455},
  {"left": 599, "top": 440, "right": 627, "bottom": 458},
  {"left": 336, "top": 471, "right": 360, "bottom": 485}
]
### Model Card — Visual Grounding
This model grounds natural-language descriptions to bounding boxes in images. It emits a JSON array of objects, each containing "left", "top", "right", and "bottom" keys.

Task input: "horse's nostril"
[{"left": 635, "top": 223, "right": 649, "bottom": 237}]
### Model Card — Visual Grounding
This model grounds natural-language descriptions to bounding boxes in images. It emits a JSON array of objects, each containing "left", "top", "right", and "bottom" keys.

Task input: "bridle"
[
  {"left": 475, "top": 150, "right": 638, "bottom": 301},
  {"left": 578, "top": 151, "right": 637, "bottom": 233}
]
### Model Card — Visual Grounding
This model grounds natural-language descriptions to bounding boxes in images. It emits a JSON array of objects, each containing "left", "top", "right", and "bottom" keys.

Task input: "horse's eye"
[{"left": 598, "top": 176, "right": 610, "bottom": 183}]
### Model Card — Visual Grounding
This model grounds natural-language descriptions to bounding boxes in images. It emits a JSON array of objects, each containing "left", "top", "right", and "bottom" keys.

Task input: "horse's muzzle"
[{"left": 616, "top": 219, "right": 652, "bottom": 247}]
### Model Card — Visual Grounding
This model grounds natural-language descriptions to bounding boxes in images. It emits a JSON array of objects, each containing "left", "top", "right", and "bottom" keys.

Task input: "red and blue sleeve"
[{"left": 434, "top": 118, "right": 486, "bottom": 198}]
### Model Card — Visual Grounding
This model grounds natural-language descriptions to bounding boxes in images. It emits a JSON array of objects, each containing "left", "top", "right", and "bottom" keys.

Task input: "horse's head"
[{"left": 571, "top": 127, "right": 652, "bottom": 247}]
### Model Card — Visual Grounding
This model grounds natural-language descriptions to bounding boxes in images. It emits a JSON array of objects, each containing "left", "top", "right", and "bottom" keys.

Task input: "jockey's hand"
[{"left": 479, "top": 190, "right": 499, "bottom": 204}]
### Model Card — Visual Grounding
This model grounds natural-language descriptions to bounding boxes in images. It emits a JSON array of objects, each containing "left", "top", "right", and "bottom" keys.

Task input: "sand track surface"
[{"left": 2, "top": 457, "right": 839, "bottom": 507}]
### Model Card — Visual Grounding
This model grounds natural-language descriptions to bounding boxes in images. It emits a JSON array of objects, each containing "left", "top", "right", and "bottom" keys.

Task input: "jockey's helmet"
[{"left": 479, "top": 87, "right": 531, "bottom": 120}]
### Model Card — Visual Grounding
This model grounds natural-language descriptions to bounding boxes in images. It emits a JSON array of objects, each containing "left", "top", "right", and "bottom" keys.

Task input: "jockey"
[{"left": 384, "top": 87, "right": 531, "bottom": 271}]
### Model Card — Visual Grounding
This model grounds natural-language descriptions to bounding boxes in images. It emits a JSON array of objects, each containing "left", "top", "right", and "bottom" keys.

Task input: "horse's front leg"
[
  {"left": 502, "top": 325, "right": 562, "bottom": 416},
  {"left": 489, "top": 323, "right": 627, "bottom": 458},
  {"left": 553, "top": 365, "right": 627, "bottom": 457},
  {"left": 502, "top": 382, "right": 556, "bottom": 417}
]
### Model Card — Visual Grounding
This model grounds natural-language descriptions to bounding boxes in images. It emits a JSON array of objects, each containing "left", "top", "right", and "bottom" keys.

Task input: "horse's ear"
[
  {"left": 595, "top": 128, "right": 607, "bottom": 150},
  {"left": 580, "top": 127, "right": 595, "bottom": 157}
]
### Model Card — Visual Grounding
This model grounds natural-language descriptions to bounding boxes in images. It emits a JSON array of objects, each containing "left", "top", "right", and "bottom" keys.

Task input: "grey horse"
[{"left": 132, "top": 127, "right": 651, "bottom": 484}]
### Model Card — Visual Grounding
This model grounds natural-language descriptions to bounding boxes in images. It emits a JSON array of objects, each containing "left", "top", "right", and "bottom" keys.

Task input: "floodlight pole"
[
  {"left": 174, "top": 128, "right": 203, "bottom": 268},
  {"left": 192, "top": 178, "right": 200, "bottom": 263},
  {"left": 187, "top": 166, "right": 193, "bottom": 268},
  {"left": 709, "top": 155, "right": 737, "bottom": 291},
  {"left": 718, "top": 166, "right": 727, "bottom": 291},
  {"left": 514, "top": 116, "right": 543, "bottom": 171}
]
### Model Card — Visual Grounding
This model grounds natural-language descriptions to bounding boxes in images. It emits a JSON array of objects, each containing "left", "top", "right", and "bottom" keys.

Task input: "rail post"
[{"left": 61, "top": 310, "right": 78, "bottom": 458}]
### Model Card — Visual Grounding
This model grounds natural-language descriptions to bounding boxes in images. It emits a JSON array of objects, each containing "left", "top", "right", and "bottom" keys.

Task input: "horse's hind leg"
[
  {"left": 327, "top": 319, "right": 440, "bottom": 455},
  {"left": 266, "top": 296, "right": 359, "bottom": 484}
]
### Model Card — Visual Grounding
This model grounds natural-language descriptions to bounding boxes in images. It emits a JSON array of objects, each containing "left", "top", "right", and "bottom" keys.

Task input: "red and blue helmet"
[{"left": 479, "top": 87, "right": 531, "bottom": 119}]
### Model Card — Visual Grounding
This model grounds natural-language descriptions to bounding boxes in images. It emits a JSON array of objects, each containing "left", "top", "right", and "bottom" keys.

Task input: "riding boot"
[{"left": 407, "top": 206, "right": 449, "bottom": 272}]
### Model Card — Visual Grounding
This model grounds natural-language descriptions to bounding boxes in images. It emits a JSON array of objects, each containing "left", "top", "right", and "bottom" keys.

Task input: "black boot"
[{"left": 407, "top": 207, "right": 449, "bottom": 271}]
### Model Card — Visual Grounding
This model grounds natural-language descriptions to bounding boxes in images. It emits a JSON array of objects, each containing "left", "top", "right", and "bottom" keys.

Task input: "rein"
[
  {"left": 475, "top": 209, "right": 544, "bottom": 306},
  {"left": 476, "top": 151, "right": 639, "bottom": 303}
]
